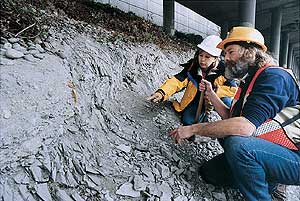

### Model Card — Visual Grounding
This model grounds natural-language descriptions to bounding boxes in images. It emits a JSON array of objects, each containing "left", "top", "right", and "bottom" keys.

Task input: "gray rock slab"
[
  {"left": 85, "top": 165, "right": 101, "bottom": 175},
  {"left": 26, "top": 49, "right": 40, "bottom": 55},
  {"left": 0, "top": 57, "right": 15, "bottom": 65},
  {"left": 13, "top": 172, "right": 30, "bottom": 184},
  {"left": 56, "top": 189, "right": 74, "bottom": 201},
  {"left": 155, "top": 163, "right": 170, "bottom": 179},
  {"left": 1, "top": 184, "right": 13, "bottom": 201},
  {"left": 65, "top": 170, "right": 78, "bottom": 187},
  {"left": 27, "top": 45, "right": 36, "bottom": 50},
  {"left": 33, "top": 53, "right": 45, "bottom": 59},
  {"left": 0, "top": 48, "right": 6, "bottom": 55},
  {"left": 56, "top": 171, "right": 68, "bottom": 186},
  {"left": 0, "top": 37, "right": 8, "bottom": 44},
  {"left": 87, "top": 173, "right": 102, "bottom": 187},
  {"left": 12, "top": 43, "right": 21, "bottom": 49},
  {"left": 71, "top": 192, "right": 85, "bottom": 201},
  {"left": 116, "top": 182, "right": 140, "bottom": 198},
  {"left": 147, "top": 183, "right": 162, "bottom": 197},
  {"left": 116, "top": 144, "right": 131, "bottom": 153},
  {"left": 160, "top": 181, "right": 172, "bottom": 195},
  {"left": 36, "top": 44, "right": 45, "bottom": 53},
  {"left": 14, "top": 45, "right": 27, "bottom": 53},
  {"left": 212, "top": 192, "right": 227, "bottom": 201},
  {"left": 133, "top": 175, "right": 146, "bottom": 191},
  {"left": 160, "top": 181, "right": 172, "bottom": 201},
  {"left": 3, "top": 42, "right": 12, "bottom": 49},
  {"left": 103, "top": 190, "right": 114, "bottom": 201},
  {"left": 141, "top": 167, "right": 155, "bottom": 182},
  {"left": 29, "top": 164, "right": 49, "bottom": 182},
  {"left": 8, "top": 38, "right": 20, "bottom": 43},
  {"left": 36, "top": 183, "right": 52, "bottom": 201},
  {"left": 56, "top": 51, "right": 67, "bottom": 59},
  {"left": 5, "top": 48, "right": 24, "bottom": 59},
  {"left": 172, "top": 152, "right": 181, "bottom": 162},
  {"left": 19, "top": 185, "right": 36, "bottom": 201},
  {"left": 174, "top": 195, "right": 188, "bottom": 201}
]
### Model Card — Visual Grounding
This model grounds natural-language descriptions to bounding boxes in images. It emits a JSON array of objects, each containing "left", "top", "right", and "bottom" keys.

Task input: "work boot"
[{"left": 271, "top": 184, "right": 286, "bottom": 201}]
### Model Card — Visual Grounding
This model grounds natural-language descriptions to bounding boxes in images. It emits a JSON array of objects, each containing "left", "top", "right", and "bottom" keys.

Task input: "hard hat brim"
[{"left": 217, "top": 38, "right": 267, "bottom": 52}]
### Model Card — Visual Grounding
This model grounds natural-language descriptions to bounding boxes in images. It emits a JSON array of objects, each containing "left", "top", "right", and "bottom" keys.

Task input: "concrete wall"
[{"left": 94, "top": 0, "right": 220, "bottom": 37}]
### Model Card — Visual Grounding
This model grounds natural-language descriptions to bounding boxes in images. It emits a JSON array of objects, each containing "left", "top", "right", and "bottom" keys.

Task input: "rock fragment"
[
  {"left": 5, "top": 48, "right": 24, "bottom": 59},
  {"left": 133, "top": 175, "right": 146, "bottom": 191},
  {"left": 116, "top": 182, "right": 140, "bottom": 198},
  {"left": 36, "top": 183, "right": 52, "bottom": 201}
]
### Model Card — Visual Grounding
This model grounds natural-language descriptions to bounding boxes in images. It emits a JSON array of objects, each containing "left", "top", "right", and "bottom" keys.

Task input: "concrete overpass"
[{"left": 163, "top": 0, "right": 299, "bottom": 75}]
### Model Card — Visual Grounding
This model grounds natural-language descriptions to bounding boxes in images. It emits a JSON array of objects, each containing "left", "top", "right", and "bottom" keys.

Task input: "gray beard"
[{"left": 224, "top": 60, "right": 249, "bottom": 80}]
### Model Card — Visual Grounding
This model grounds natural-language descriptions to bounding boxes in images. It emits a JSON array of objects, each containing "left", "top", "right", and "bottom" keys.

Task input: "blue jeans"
[
  {"left": 181, "top": 96, "right": 205, "bottom": 126},
  {"left": 199, "top": 136, "right": 300, "bottom": 200}
]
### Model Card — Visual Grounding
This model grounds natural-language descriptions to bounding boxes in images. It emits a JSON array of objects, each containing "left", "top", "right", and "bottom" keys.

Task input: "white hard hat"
[{"left": 197, "top": 35, "right": 222, "bottom": 57}]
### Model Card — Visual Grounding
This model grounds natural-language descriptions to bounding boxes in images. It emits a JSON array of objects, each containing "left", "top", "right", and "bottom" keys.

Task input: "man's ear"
[{"left": 243, "top": 48, "right": 256, "bottom": 62}]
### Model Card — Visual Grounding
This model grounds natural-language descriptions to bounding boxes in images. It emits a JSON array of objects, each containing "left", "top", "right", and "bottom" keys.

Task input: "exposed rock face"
[{"left": 0, "top": 14, "right": 299, "bottom": 201}]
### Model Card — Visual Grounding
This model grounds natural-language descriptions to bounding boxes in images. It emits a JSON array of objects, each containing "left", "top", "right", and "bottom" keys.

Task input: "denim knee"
[{"left": 223, "top": 136, "right": 254, "bottom": 164}]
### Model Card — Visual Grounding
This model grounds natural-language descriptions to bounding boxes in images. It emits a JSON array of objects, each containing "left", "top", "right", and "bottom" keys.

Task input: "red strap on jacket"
[{"left": 230, "top": 64, "right": 274, "bottom": 115}]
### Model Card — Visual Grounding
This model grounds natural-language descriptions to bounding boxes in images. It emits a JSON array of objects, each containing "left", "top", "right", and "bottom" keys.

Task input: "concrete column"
[
  {"left": 163, "top": 0, "right": 175, "bottom": 36},
  {"left": 280, "top": 32, "right": 289, "bottom": 67},
  {"left": 287, "top": 44, "right": 294, "bottom": 68},
  {"left": 221, "top": 21, "right": 229, "bottom": 39},
  {"left": 270, "top": 7, "right": 282, "bottom": 61},
  {"left": 239, "top": 0, "right": 256, "bottom": 27}
]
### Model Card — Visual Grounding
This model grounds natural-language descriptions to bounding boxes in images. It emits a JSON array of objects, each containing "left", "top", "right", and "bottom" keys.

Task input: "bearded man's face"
[
  {"left": 224, "top": 60, "right": 249, "bottom": 80},
  {"left": 224, "top": 44, "right": 249, "bottom": 80}
]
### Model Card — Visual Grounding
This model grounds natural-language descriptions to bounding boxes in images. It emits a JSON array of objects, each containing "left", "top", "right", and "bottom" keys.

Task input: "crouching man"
[{"left": 170, "top": 26, "right": 300, "bottom": 200}]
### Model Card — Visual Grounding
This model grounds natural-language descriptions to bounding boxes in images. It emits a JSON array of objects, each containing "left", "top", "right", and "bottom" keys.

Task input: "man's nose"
[{"left": 224, "top": 54, "right": 230, "bottom": 62}]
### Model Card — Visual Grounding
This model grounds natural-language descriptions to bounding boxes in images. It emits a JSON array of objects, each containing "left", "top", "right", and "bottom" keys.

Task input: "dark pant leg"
[{"left": 199, "top": 153, "right": 236, "bottom": 187}]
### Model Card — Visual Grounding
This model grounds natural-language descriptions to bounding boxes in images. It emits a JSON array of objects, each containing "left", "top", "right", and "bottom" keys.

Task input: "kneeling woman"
[{"left": 147, "top": 35, "right": 235, "bottom": 127}]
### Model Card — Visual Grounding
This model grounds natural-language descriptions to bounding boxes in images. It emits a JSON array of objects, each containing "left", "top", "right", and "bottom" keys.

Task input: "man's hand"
[
  {"left": 146, "top": 92, "right": 163, "bottom": 103},
  {"left": 169, "top": 126, "right": 195, "bottom": 144}
]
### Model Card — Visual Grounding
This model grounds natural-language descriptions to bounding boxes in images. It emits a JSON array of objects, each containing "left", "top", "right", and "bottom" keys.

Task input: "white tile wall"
[
  {"left": 111, "top": 0, "right": 130, "bottom": 12},
  {"left": 129, "top": 5, "right": 148, "bottom": 19},
  {"left": 148, "top": 13, "right": 163, "bottom": 26},
  {"left": 93, "top": 0, "right": 220, "bottom": 37},
  {"left": 94, "top": 0, "right": 110, "bottom": 4}
]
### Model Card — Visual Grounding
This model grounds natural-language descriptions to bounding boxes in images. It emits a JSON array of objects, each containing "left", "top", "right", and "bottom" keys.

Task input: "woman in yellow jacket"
[{"left": 147, "top": 35, "right": 229, "bottom": 126}]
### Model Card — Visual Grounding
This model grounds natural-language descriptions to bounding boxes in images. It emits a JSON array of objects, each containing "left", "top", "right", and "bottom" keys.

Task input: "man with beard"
[{"left": 169, "top": 26, "right": 300, "bottom": 200}]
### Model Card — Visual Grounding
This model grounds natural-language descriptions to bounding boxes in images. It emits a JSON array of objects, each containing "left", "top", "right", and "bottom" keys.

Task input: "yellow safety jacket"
[
  {"left": 159, "top": 76, "right": 197, "bottom": 112},
  {"left": 157, "top": 60, "right": 208, "bottom": 112},
  {"left": 214, "top": 75, "right": 238, "bottom": 99}
]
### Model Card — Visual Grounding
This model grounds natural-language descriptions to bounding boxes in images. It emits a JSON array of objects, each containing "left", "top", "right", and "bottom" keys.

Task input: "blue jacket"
[{"left": 231, "top": 66, "right": 299, "bottom": 128}]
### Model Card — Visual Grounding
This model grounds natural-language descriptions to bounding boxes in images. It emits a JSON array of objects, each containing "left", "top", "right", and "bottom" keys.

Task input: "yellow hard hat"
[{"left": 217, "top": 26, "right": 267, "bottom": 52}]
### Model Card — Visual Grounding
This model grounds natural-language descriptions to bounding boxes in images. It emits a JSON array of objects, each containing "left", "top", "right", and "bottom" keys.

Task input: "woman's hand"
[
  {"left": 146, "top": 92, "right": 163, "bottom": 103},
  {"left": 169, "top": 126, "right": 194, "bottom": 144},
  {"left": 199, "top": 79, "right": 214, "bottom": 96}
]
